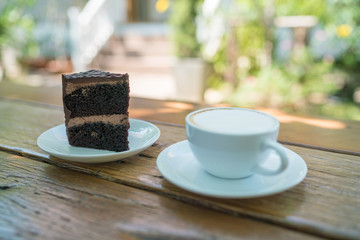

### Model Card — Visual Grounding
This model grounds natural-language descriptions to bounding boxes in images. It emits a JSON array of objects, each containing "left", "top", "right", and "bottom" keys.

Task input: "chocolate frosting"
[{"left": 62, "top": 70, "right": 129, "bottom": 83}]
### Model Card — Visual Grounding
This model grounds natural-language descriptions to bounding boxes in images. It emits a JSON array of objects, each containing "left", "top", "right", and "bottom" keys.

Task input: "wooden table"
[{"left": 0, "top": 96, "right": 359, "bottom": 240}]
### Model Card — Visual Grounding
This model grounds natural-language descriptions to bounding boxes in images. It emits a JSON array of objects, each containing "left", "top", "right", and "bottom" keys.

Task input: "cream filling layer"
[
  {"left": 65, "top": 79, "right": 129, "bottom": 95},
  {"left": 67, "top": 114, "right": 129, "bottom": 128}
]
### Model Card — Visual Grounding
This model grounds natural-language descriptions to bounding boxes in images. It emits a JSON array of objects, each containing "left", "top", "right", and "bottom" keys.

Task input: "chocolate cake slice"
[{"left": 62, "top": 70, "right": 130, "bottom": 152}]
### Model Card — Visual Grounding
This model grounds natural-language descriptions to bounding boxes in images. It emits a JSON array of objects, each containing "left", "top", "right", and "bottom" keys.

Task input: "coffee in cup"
[{"left": 186, "top": 107, "right": 289, "bottom": 179}]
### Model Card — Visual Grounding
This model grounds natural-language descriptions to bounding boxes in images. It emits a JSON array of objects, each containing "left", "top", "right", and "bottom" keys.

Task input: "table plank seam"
[
  {"left": 0, "top": 96, "right": 63, "bottom": 111},
  {"left": 0, "top": 145, "right": 358, "bottom": 240},
  {"left": 1, "top": 97, "right": 357, "bottom": 156},
  {"left": 136, "top": 119, "right": 360, "bottom": 157},
  {"left": 1, "top": 151, "right": 323, "bottom": 240},
  {"left": 279, "top": 141, "right": 360, "bottom": 157}
]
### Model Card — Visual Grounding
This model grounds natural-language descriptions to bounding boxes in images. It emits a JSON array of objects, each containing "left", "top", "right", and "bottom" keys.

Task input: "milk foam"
[{"left": 190, "top": 108, "right": 277, "bottom": 134}]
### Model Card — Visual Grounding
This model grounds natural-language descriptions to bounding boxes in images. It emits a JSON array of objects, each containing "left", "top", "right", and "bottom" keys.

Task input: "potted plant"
[{"left": 170, "top": 0, "right": 209, "bottom": 102}]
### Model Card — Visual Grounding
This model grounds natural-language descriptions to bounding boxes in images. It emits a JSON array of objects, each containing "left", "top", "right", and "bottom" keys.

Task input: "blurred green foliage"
[
  {"left": 203, "top": 0, "right": 360, "bottom": 120},
  {"left": 169, "top": 0, "right": 202, "bottom": 58},
  {"left": 0, "top": 0, "right": 37, "bottom": 61}
]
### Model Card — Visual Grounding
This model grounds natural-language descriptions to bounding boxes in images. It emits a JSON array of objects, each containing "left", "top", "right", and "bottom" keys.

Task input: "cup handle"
[{"left": 254, "top": 139, "right": 289, "bottom": 175}]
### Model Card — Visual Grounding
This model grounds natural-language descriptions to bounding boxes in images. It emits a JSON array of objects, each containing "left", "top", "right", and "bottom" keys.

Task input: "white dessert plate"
[
  {"left": 37, "top": 119, "right": 160, "bottom": 163},
  {"left": 157, "top": 140, "right": 307, "bottom": 198}
]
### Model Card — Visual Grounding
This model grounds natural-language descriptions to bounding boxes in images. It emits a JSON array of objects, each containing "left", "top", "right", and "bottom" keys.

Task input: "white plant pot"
[{"left": 173, "top": 58, "right": 209, "bottom": 103}]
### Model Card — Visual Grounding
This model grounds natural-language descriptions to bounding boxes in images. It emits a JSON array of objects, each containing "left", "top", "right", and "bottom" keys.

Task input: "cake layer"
[
  {"left": 67, "top": 122, "right": 129, "bottom": 152},
  {"left": 63, "top": 83, "right": 129, "bottom": 118},
  {"left": 67, "top": 114, "right": 128, "bottom": 128},
  {"left": 62, "top": 70, "right": 130, "bottom": 152},
  {"left": 65, "top": 80, "right": 128, "bottom": 95}
]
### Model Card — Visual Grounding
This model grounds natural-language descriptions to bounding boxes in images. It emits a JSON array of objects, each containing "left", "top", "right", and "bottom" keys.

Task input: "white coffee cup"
[{"left": 185, "top": 107, "right": 289, "bottom": 179}]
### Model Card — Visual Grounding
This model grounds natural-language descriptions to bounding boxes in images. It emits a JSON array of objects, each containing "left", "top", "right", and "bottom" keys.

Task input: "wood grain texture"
[
  {"left": 261, "top": 109, "right": 360, "bottom": 156},
  {"left": 1, "top": 96, "right": 358, "bottom": 155},
  {"left": 0, "top": 98, "right": 359, "bottom": 239},
  {"left": 130, "top": 98, "right": 360, "bottom": 155},
  {"left": 0, "top": 152, "right": 320, "bottom": 240},
  {"left": 135, "top": 98, "right": 360, "bottom": 156}
]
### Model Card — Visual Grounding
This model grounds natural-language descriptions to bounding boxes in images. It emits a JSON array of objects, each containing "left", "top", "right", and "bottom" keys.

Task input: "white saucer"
[
  {"left": 37, "top": 119, "right": 160, "bottom": 163},
  {"left": 157, "top": 140, "right": 307, "bottom": 198}
]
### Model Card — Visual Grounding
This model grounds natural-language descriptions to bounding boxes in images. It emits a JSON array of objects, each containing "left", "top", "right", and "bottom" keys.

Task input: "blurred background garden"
[{"left": 1, "top": 0, "right": 359, "bottom": 121}]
